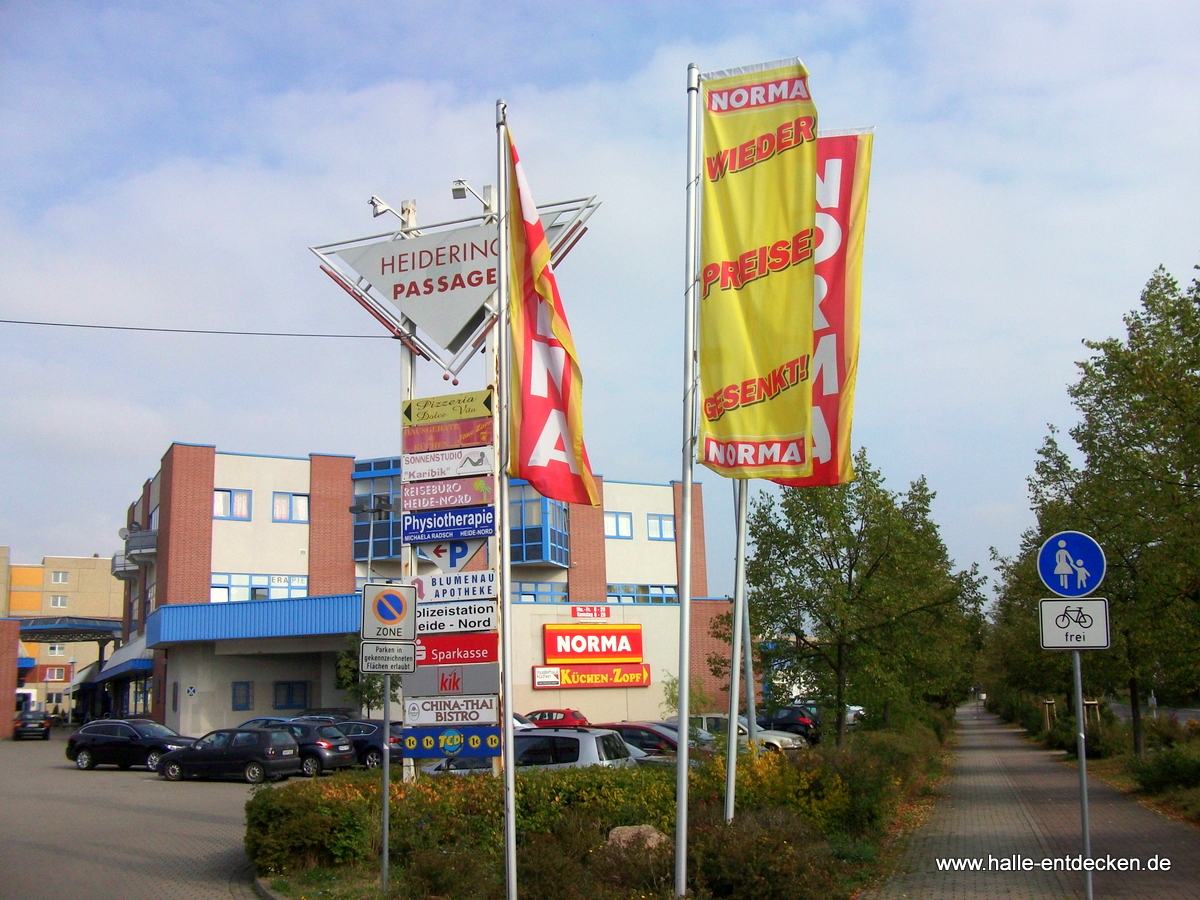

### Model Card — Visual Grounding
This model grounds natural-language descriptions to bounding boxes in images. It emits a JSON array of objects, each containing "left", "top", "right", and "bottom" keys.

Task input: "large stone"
[{"left": 607, "top": 824, "right": 669, "bottom": 851}]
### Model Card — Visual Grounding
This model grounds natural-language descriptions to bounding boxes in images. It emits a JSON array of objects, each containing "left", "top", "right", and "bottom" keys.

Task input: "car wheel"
[
  {"left": 301, "top": 755, "right": 322, "bottom": 778},
  {"left": 363, "top": 749, "right": 383, "bottom": 769},
  {"left": 244, "top": 761, "right": 266, "bottom": 784},
  {"left": 145, "top": 751, "right": 162, "bottom": 771},
  {"left": 75, "top": 749, "right": 95, "bottom": 770},
  {"left": 163, "top": 761, "right": 183, "bottom": 781}
]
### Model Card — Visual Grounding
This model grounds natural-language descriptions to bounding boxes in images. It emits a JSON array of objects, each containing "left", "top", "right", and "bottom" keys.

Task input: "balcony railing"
[
  {"left": 111, "top": 554, "right": 139, "bottom": 581},
  {"left": 125, "top": 529, "right": 158, "bottom": 563}
]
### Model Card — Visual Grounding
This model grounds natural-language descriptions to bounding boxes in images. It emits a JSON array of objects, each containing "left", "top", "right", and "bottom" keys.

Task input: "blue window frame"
[
  {"left": 272, "top": 492, "right": 310, "bottom": 523},
  {"left": 213, "top": 489, "right": 252, "bottom": 520},
  {"left": 273, "top": 681, "right": 308, "bottom": 710},
  {"left": 647, "top": 514, "right": 675, "bottom": 541},
  {"left": 351, "top": 465, "right": 402, "bottom": 560},
  {"left": 514, "top": 581, "right": 570, "bottom": 603},
  {"left": 604, "top": 511, "right": 633, "bottom": 539},
  {"left": 606, "top": 584, "right": 679, "bottom": 604},
  {"left": 510, "top": 481, "right": 570, "bottom": 567},
  {"left": 232, "top": 681, "right": 253, "bottom": 711}
]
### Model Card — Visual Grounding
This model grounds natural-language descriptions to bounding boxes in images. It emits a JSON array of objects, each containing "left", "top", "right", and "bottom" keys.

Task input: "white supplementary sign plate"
[
  {"left": 403, "top": 694, "right": 499, "bottom": 726},
  {"left": 1039, "top": 598, "right": 1110, "bottom": 650},
  {"left": 359, "top": 641, "right": 417, "bottom": 674}
]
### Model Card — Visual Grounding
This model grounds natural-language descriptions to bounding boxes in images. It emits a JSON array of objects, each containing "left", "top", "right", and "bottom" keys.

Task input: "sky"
[{"left": 1, "top": 1, "right": 1198, "bottom": 600}]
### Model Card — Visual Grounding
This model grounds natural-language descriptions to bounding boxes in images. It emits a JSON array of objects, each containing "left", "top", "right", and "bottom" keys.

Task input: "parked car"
[
  {"left": 669, "top": 713, "right": 808, "bottom": 751},
  {"left": 270, "top": 721, "right": 357, "bottom": 776},
  {"left": 334, "top": 719, "right": 403, "bottom": 768},
  {"left": 12, "top": 710, "right": 51, "bottom": 740},
  {"left": 296, "top": 707, "right": 355, "bottom": 723},
  {"left": 66, "top": 719, "right": 197, "bottom": 771},
  {"left": 526, "top": 708, "right": 590, "bottom": 728},
  {"left": 592, "top": 721, "right": 687, "bottom": 756},
  {"left": 421, "top": 755, "right": 493, "bottom": 776},
  {"left": 157, "top": 727, "right": 301, "bottom": 783},
  {"left": 237, "top": 716, "right": 292, "bottom": 729},
  {"left": 757, "top": 702, "right": 823, "bottom": 745}
]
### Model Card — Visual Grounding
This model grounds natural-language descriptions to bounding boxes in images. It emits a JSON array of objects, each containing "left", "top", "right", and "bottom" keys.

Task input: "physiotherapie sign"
[
  {"left": 402, "top": 505, "right": 496, "bottom": 544},
  {"left": 542, "top": 623, "right": 643, "bottom": 664}
]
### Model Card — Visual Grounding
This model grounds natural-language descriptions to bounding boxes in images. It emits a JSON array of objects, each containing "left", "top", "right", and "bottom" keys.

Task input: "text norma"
[
  {"left": 402, "top": 446, "right": 495, "bottom": 483},
  {"left": 359, "top": 641, "right": 416, "bottom": 674},
  {"left": 416, "top": 599, "right": 498, "bottom": 635},
  {"left": 543, "top": 623, "right": 643, "bottom": 664},
  {"left": 404, "top": 694, "right": 498, "bottom": 726},
  {"left": 533, "top": 664, "right": 652, "bottom": 690}
]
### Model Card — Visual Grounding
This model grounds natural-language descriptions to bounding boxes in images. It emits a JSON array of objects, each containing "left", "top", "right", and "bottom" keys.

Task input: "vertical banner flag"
[
  {"left": 775, "top": 129, "right": 873, "bottom": 487},
  {"left": 505, "top": 132, "right": 601, "bottom": 506},
  {"left": 698, "top": 59, "right": 819, "bottom": 479}
]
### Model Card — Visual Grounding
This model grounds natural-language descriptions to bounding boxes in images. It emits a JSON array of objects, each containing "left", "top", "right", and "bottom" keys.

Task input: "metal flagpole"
[
  {"left": 742, "top": 559, "right": 757, "bottom": 742},
  {"left": 495, "top": 97, "right": 519, "bottom": 900},
  {"left": 724, "top": 480, "right": 748, "bottom": 822},
  {"left": 676, "top": 61, "right": 702, "bottom": 898},
  {"left": 1072, "top": 649, "right": 1094, "bottom": 900}
]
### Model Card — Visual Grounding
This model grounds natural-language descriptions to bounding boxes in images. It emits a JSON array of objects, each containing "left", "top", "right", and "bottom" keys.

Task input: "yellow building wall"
[{"left": 10, "top": 566, "right": 44, "bottom": 587}]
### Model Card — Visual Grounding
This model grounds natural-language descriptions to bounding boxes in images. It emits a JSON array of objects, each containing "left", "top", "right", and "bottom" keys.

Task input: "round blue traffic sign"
[{"left": 1037, "top": 531, "right": 1105, "bottom": 597}]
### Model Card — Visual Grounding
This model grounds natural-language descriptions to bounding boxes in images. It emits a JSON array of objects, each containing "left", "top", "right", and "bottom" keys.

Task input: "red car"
[{"left": 526, "top": 709, "right": 590, "bottom": 728}]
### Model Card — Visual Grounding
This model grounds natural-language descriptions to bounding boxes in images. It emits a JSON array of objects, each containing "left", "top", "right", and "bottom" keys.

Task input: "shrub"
[{"left": 1129, "top": 743, "right": 1200, "bottom": 794}]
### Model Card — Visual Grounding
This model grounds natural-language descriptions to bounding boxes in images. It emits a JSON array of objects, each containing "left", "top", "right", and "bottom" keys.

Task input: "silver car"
[
  {"left": 423, "top": 726, "right": 635, "bottom": 775},
  {"left": 671, "top": 713, "right": 808, "bottom": 751}
]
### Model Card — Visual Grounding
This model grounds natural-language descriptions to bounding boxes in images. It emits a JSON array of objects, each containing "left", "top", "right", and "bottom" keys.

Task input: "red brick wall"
[
  {"left": 149, "top": 650, "right": 167, "bottom": 724},
  {"left": 567, "top": 476, "right": 606, "bottom": 604},
  {"left": 672, "top": 481, "right": 708, "bottom": 598},
  {"left": 691, "top": 598, "right": 734, "bottom": 708},
  {"left": 308, "top": 454, "right": 355, "bottom": 596},
  {"left": 672, "top": 480, "right": 725, "bottom": 700},
  {"left": 158, "top": 444, "right": 216, "bottom": 608},
  {"left": 0, "top": 619, "right": 18, "bottom": 738}
]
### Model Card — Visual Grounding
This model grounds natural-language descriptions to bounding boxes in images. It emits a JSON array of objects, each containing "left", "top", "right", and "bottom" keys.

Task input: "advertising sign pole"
[
  {"left": 1072, "top": 649, "right": 1093, "bottom": 900},
  {"left": 724, "top": 480, "right": 749, "bottom": 822},
  {"left": 675, "top": 61, "right": 702, "bottom": 899},
  {"left": 495, "top": 97, "right": 519, "bottom": 900},
  {"left": 381, "top": 672, "right": 391, "bottom": 890}
]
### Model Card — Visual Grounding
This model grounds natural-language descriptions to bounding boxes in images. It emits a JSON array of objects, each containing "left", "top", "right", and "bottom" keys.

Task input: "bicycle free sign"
[{"left": 1039, "top": 598, "right": 1110, "bottom": 650}]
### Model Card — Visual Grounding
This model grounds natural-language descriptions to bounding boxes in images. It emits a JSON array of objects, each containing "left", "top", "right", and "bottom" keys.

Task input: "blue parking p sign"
[{"left": 1037, "top": 531, "right": 1106, "bottom": 598}]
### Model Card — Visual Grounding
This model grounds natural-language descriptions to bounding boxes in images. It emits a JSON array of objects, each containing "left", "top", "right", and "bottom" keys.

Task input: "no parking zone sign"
[{"left": 361, "top": 582, "right": 417, "bottom": 642}]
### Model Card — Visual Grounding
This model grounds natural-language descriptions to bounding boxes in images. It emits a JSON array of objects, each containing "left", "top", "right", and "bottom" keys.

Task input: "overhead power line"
[{"left": 0, "top": 318, "right": 395, "bottom": 339}]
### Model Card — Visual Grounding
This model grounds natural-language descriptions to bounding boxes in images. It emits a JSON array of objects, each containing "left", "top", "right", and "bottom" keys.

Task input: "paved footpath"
[
  {"left": 0, "top": 730, "right": 257, "bottom": 900},
  {"left": 865, "top": 707, "right": 1200, "bottom": 900}
]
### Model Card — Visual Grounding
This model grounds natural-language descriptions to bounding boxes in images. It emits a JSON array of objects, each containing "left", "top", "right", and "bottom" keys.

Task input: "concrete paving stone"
[{"left": 864, "top": 707, "right": 1200, "bottom": 900}]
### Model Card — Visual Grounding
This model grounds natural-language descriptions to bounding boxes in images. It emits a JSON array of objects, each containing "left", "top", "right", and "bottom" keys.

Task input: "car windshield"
[
  {"left": 317, "top": 725, "right": 345, "bottom": 739},
  {"left": 132, "top": 722, "right": 179, "bottom": 737},
  {"left": 18, "top": 711, "right": 44, "bottom": 720}
]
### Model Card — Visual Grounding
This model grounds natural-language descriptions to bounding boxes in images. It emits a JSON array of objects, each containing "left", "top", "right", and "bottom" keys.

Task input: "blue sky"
[{"left": 2, "top": 2, "right": 1198, "bottom": 598}]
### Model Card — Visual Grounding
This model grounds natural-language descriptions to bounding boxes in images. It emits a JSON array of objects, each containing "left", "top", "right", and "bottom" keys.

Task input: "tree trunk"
[
  {"left": 1129, "top": 675, "right": 1144, "bottom": 759},
  {"left": 882, "top": 700, "right": 891, "bottom": 729},
  {"left": 835, "top": 640, "right": 848, "bottom": 747}
]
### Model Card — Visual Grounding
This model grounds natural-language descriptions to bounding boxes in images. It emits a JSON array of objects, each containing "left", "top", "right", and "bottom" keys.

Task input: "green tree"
[
  {"left": 335, "top": 635, "right": 399, "bottom": 717},
  {"left": 745, "top": 450, "right": 983, "bottom": 745}
]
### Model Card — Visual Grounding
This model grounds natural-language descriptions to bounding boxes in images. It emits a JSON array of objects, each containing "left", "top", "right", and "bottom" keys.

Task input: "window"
[
  {"left": 232, "top": 732, "right": 259, "bottom": 748},
  {"left": 48, "top": 644, "right": 65, "bottom": 657},
  {"left": 149, "top": 506, "right": 159, "bottom": 531},
  {"left": 272, "top": 492, "right": 310, "bottom": 523},
  {"left": 51, "top": 571, "right": 68, "bottom": 584},
  {"left": 45, "top": 667, "right": 65, "bottom": 681},
  {"left": 50, "top": 595, "right": 67, "bottom": 608},
  {"left": 232, "top": 681, "right": 253, "bottom": 711},
  {"left": 647, "top": 514, "right": 675, "bottom": 541},
  {"left": 273, "top": 681, "right": 308, "bottom": 710},
  {"left": 509, "top": 481, "right": 570, "bottom": 566},
  {"left": 604, "top": 511, "right": 633, "bottom": 539},
  {"left": 514, "top": 581, "right": 569, "bottom": 603},
  {"left": 606, "top": 584, "right": 679, "bottom": 604},
  {"left": 213, "top": 489, "right": 252, "bottom": 520}
]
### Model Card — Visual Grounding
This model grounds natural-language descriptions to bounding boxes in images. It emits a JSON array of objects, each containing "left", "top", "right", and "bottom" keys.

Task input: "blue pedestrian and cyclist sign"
[{"left": 1037, "top": 530, "right": 1106, "bottom": 597}]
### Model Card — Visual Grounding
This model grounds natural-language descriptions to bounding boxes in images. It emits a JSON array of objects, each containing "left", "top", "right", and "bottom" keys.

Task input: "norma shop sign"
[
  {"left": 402, "top": 505, "right": 496, "bottom": 543},
  {"left": 404, "top": 694, "right": 498, "bottom": 726},
  {"left": 415, "top": 632, "right": 498, "bottom": 666},
  {"left": 543, "top": 624, "right": 643, "bottom": 665},
  {"left": 401, "top": 725, "right": 500, "bottom": 759},
  {"left": 416, "top": 599, "right": 498, "bottom": 634},
  {"left": 533, "top": 664, "right": 652, "bottom": 690},
  {"left": 402, "top": 475, "right": 495, "bottom": 511},
  {"left": 403, "top": 417, "right": 493, "bottom": 454},
  {"left": 402, "top": 446, "right": 495, "bottom": 483}
]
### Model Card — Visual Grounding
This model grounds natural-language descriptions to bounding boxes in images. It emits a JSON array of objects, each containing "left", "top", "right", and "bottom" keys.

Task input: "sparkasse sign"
[
  {"left": 404, "top": 694, "right": 498, "bottom": 726},
  {"left": 415, "top": 632, "right": 499, "bottom": 667},
  {"left": 542, "top": 624, "right": 643, "bottom": 664}
]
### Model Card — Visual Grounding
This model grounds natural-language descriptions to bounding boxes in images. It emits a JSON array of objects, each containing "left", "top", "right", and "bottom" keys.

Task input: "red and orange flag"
[{"left": 505, "top": 132, "right": 600, "bottom": 507}]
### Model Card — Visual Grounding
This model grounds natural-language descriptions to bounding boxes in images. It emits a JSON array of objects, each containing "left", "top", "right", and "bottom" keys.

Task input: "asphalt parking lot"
[{"left": 0, "top": 729, "right": 257, "bottom": 900}]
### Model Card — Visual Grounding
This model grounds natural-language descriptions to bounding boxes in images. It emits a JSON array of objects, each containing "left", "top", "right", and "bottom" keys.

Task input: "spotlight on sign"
[{"left": 368, "top": 195, "right": 397, "bottom": 218}]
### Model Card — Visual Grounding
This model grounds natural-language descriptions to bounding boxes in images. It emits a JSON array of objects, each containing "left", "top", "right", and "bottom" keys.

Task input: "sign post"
[
  {"left": 1037, "top": 531, "right": 1108, "bottom": 900},
  {"left": 360, "top": 582, "right": 416, "bottom": 895}
]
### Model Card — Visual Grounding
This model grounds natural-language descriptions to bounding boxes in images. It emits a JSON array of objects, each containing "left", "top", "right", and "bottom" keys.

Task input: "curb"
[{"left": 254, "top": 876, "right": 288, "bottom": 900}]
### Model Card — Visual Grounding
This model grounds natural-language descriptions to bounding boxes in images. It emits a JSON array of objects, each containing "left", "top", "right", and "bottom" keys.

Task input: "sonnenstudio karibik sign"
[{"left": 401, "top": 505, "right": 496, "bottom": 543}]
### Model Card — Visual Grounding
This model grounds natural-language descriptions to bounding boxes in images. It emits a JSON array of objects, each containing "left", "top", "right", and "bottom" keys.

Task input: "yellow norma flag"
[{"left": 698, "top": 58, "right": 818, "bottom": 479}]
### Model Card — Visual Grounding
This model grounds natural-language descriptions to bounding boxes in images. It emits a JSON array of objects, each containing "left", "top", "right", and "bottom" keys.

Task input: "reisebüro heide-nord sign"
[
  {"left": 402, "top": 663, "right": 500, "bottom": 697},
  {"left": 402, "top": 475, "right": 495, "bottom": 511},
  {"left": 361, "top": 583, "right": 417, "bottom": 642},
  {"left": 412, "top": 570, "right": 497, "bottom": 601},
  {"left": 402, "top": 446, "right": 495, "bottom": 483},
  {"left": 335, "top": 224, "right": 499, "bottom": 354},
  {"left": 416, "top": 599, "right": 498, "bottom": 635},
  {"left": 359, "top": 641, "right": 417, "bottom": 674},
  {"left": 403, "top": 389, "right": 493, "bottom": 427},
  {"left": 404, "top": 694, "right": 498, "bottom": 726},
  {"left": 1040, "top": 598, "right": 1110, "bottom": 650},
  {"left": 400, "top": 725, "right": 501, "bottom": 759},
  {"left": 402, "top": 505, "right": 496, "bottom": 543}
]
